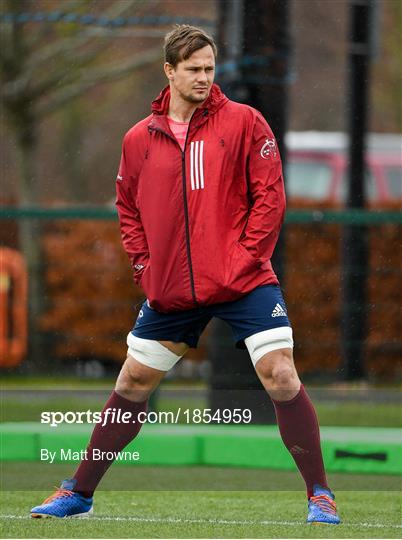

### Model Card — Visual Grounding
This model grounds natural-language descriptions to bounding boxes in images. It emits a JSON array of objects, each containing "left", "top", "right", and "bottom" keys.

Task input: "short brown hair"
[{"left": 164, "top": 24, "right": 217, "bottom": 67}]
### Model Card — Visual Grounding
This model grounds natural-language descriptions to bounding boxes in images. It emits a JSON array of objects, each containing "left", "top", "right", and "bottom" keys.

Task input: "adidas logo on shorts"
[{"left": 271, "top": 303, "right": 287, "bottom": 318}]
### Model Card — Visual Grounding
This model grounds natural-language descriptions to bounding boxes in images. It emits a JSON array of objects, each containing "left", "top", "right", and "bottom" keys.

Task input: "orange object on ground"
[{"left": 0, "top": 247, "right": 28, "bottom": 367}]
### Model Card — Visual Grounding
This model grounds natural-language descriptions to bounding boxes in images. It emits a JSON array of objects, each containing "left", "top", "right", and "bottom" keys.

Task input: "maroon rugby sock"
[
  {"left": 73, "top": 391, "right": 147, "bottom": 497},
  {"left": 272, "top": 384, "right": 328, "bottom": 498}
]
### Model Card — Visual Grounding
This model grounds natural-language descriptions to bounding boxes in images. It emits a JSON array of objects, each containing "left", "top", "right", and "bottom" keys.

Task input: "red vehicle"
[{"left": 285, "top": 132, "right": 402, "bottom": 205}]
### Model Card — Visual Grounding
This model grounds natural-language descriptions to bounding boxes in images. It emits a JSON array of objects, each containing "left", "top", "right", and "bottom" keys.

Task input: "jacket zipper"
[
  {"left": 181, "top": 117, "right": 198, "bottom": 305},
  {"left": 149, "top": 118, "right": 198, "bottom": 305}
]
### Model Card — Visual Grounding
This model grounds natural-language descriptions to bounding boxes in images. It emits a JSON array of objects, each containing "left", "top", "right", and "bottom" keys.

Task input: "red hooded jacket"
[{"left": 116, "top": 84, "right": 285, "bottom": 312}]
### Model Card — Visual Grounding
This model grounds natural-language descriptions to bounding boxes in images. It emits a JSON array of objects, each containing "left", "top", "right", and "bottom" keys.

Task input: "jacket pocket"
[
  {"left": 224, "top": 241, "right": 261, "bottom": 294},
  {"left": 235, "top": 242, "right": 261, "bottom": 269}
]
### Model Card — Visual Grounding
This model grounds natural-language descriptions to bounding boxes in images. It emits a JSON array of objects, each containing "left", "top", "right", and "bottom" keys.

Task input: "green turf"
[
  {"left": 2, "top": 375, "right": 401, "bottom": 427},
  {"left": 2, "top": 462, "right": 401, "bottom": 492},
  {"left": 1, "top": 465, "right": 401, "bottom": 537},
  {"left": 1, "top": 488, "right": 401, "bottom": 538},
  {"left": 2, "top": 395, "right": 401, "bottom": 427},
  {"left": 0, "top": 376, "right": 115, "bottom": 388},
  {"left": 1, "top": 398, "right": 107, "bottom": 423},
  {"left": 314, "top": 402, "right": 402, "bottom": 428}
]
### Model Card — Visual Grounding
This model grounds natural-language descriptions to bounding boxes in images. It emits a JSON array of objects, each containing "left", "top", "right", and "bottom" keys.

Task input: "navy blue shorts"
[{"left": 131, "top": 285, "right": 291, "bottom": 349}]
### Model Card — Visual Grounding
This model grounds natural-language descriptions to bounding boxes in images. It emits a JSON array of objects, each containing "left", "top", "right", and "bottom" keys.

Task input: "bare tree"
[{"left": 0, "top": 0, "right": 162, "bottom": 363}]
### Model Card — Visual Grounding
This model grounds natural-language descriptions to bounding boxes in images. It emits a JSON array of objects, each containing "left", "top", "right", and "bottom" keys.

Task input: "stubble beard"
[{"left": 181, "top": 89, "right": 210, "bottom": 104}]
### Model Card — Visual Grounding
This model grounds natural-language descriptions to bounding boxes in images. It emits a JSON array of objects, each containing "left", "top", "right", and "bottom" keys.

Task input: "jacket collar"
[{"left": 148, "top": 84, "right": 228, "bottom": 132}]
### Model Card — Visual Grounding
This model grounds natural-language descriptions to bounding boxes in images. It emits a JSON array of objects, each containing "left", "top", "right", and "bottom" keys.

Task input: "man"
[{"left": 31, "top": 25, "right": 340, "bottom": 525}]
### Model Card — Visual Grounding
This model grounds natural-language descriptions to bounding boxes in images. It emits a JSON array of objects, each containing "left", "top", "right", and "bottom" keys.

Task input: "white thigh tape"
[
  {"left": 245, "top": 327, "right": 294, "bottom": 366},
  {"left": 126, "top": 333, "right": 182, "bottom": 371}
]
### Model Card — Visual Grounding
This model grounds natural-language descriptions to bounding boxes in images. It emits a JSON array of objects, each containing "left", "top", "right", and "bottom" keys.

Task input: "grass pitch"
[
  {"left": 1, "top": 466, "right": 401, "bottom": 538},
  {"left": 2, "top": 381, "right": 401, "bottom": 537}
]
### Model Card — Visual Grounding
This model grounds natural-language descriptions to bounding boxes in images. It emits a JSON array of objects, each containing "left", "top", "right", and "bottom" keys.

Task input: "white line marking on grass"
[{"left": 1, "top": 514, "right": 402, "bottom": 529}]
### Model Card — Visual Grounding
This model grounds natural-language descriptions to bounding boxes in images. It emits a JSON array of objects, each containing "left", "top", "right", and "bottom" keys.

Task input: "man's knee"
[
  {"left": 271, "top": 360, "right": 296, "bottom": 388},
  {"left": 115, "top": 355, "right": 163, "bottom": 401},
  {"left": 255, "top": 348, "right": 301, "bottom": 400},
  {"left": 116, "top": 335, "right": 188, "bottom": 401},
  {"left": 255, "top": 348, "right": 295, "bottom": 382},
  {"left": 244, "top": 327, "right": 298, "bottom": 391}
]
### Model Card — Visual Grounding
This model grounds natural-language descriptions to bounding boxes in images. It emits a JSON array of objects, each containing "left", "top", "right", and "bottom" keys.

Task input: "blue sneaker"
[
  {"left": 307, "top": 485, "right": 341, "bottom": 524},
  {"left": 31, "top": 479, "right": 93, "bottom": 518}
]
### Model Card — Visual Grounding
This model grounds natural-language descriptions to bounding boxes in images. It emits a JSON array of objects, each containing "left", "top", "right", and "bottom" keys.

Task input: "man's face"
[{"left": 165, "top": 45, "right": 215, "bottom": 104}]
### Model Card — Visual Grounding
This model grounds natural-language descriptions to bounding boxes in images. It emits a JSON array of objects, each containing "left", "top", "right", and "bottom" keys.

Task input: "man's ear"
[{"left": 164, "top": 62, "right": 175, "bottom": 81}]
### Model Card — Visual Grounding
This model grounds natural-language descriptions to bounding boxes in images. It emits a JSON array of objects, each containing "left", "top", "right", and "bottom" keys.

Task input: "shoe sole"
[
  {"left": 31, "top": 508, "right": 93, "bottom": 519},
  {"left": 309, "top": 521, "right": 340, "bottom": 525}
]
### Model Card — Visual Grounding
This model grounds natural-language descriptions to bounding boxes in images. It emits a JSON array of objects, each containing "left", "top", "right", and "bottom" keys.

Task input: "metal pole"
[
  {"left": 242, "top": 0, "right": 291, "bottom": 284},
  {"left": 341, "top": 0, "right": 374, "bottom": 379},
  {"left": 217, "top": 0, "right": 244, "bottom": 98}
]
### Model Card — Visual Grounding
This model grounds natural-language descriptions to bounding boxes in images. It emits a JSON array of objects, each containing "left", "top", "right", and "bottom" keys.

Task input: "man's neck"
[{"left": 167, "top": 87, "right": 206, "bottom": 123}]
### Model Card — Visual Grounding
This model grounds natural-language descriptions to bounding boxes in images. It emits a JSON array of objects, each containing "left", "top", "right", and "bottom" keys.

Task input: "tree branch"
[
  {"left": 27, "top": 0, "right": 141, "bottom": 70},
  {"left": 1, "top": 0, "right": 143, "bottom": 98},
  {"left": 25, "top": 0, "right": 85, "bottom": 48},
  {"left": 36, "top": 46, "right": 162, "bottom": 118}
]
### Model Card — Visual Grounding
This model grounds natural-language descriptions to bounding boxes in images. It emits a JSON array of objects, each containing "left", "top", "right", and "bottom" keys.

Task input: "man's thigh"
[
  {"left": 131, "top": 299, "right": 211, "bottom": 347},
  {"left": 212, "top": 284, "right": 293, "bottom": 352},
  {"left": 127, "top": 299, "right": 211, "bottom": 371},
  {"left": 159, "top": 340, "right": 189, "bottom": 356}
]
